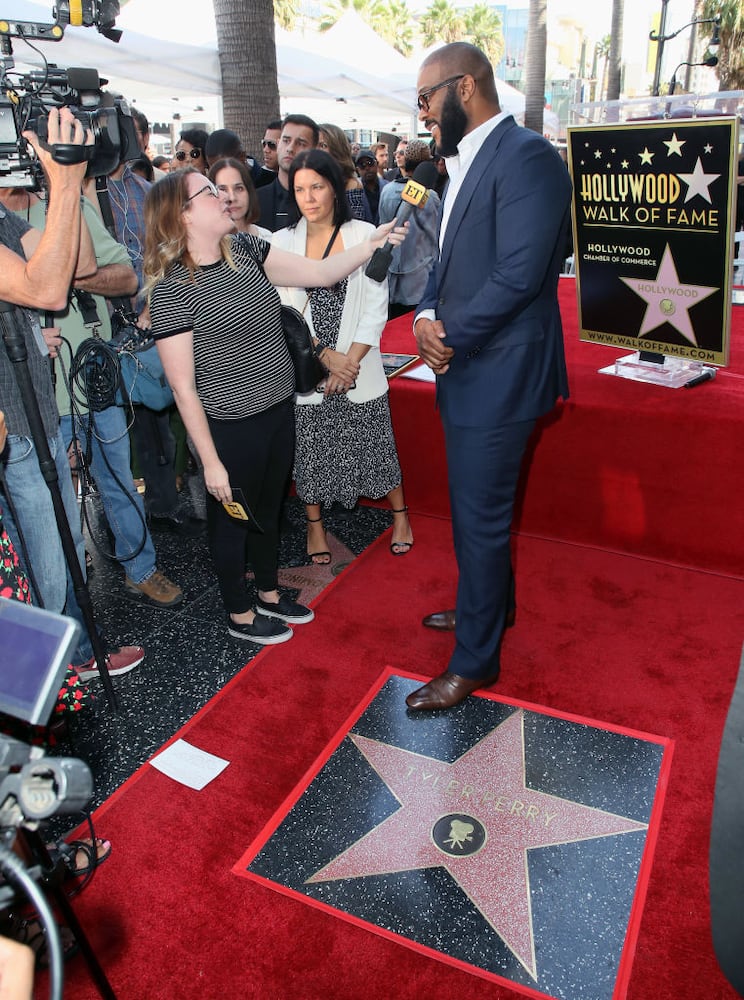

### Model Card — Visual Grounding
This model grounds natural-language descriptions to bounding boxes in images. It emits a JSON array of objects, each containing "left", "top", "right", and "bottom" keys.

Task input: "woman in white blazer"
[{"left": 273, "top": 149, "right": 413, "bottom": 564}]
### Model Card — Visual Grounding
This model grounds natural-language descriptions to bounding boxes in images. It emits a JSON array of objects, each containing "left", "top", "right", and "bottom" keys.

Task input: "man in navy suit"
[{"left": 406, "top": 43, "right": 572, "bottom": 711}]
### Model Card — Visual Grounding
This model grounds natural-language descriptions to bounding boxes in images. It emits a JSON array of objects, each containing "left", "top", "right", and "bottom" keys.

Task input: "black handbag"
[
  {"left": 281, "top": 303, "right": 325, "bottom": 394},
  {"left": 281, "top": 223, "right": 340, "bottom": 395}
]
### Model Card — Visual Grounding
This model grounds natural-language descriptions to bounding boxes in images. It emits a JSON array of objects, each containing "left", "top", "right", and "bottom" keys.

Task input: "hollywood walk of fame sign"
[
  {"left": 237, "top": 672, "right": 673, "bottom": 1000},
  {"left": 567, "top": 118, "right": 739, "bottom": 366}
]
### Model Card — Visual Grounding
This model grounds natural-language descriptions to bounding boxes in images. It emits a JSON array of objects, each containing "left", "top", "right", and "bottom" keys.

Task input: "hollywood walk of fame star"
[
  {"left": 619, "top": 244, "right": 718, "bottom": 345},
  {"left": 664, "top": 133, "right": 685, "bottom": 157},
  {"left": 246, "top": 533, "right": 355, "bottom": 605},
  {"left": 639, "top": 147, "right": 654, "bottom": 165},
  {"left": 306, "top": 709, "right": 647, "bottom": 980},
  {"left": 677, "top": 156, "right": 721, "bottom": 204}
]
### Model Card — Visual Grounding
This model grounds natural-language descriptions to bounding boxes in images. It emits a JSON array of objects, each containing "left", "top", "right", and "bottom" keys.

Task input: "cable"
[
  {"left": 0, "top": 845, "right": 63, "bottom": 1000},
  {"left": 67, "top": 336, "right": 149, "bottom": 564},
  {"left": 69, "top": 337, "right": 120, "bottom": 414}
]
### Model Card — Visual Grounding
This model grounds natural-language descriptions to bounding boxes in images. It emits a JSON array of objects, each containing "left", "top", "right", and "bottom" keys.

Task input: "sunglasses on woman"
[{"left": 175, "top": 148, "right": 203, "bottom": 161}]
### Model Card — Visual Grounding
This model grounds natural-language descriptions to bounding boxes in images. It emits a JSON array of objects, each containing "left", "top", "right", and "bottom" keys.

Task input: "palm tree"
[
  {"left": 463, "top": 4, "right": 504, "bottom": 65},
  {"left": 274, "top": 0, "right": 300, "bottom": 32},
  {"left": 606, "top": 0, "right": 624, "bottom": 101},
  {"left": 319, "top": 0, "right": 386, "bottom": 34},
  {"left": 523, "top": 0, "right": 546, "bottom": 135},
  {"left": 213, "top": 0, "right": 280, "bottom": 157},
  {"left": 418, "top": 0, "right": 464, "bottom": 48},
  {"left": 377, "top": 0, "right": 416, "bottom": 57},
  {"left": 702, "top": 0, "right": 744, "bottom": 90},
  {"left": 595, "top": 35, "right": 611, "bottom": 102}
]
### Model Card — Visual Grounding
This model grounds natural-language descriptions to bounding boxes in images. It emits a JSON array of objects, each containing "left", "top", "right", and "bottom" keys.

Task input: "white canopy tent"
[
  {"left": 4, "top": 2, "right": 548, "bottom": 140},
  {"left": 4, "top": 1, "right": 418, "bottom": 133}
]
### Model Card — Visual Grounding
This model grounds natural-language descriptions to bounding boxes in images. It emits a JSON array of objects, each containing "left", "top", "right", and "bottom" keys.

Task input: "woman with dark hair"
[
  {"left": 208, "top": 157, "right": 270, "bottom": 238},
  {"left": 143, "top": 168, "right": 407, "bottom": 642},
  {"left": 172, "top": 128, "right": 209, "bottom": 173},
  {"left": 273, "top": 149, "right": 413, "bottom": 564},
  {"left": 318, "top": 123, "right": 372, "bottom": 222}
]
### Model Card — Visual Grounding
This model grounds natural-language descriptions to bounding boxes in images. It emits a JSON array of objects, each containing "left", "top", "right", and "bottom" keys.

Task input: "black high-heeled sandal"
[
  {"left": 390, "top": 506, "right": 414, "bottom": 556},
  {"left": 306, "top": 516, "right": 331, "bottom": 566}
]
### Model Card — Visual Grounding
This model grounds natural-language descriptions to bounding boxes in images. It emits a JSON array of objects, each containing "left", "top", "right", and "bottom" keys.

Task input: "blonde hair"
[{"left": 143, "top": 167, "right": 233, "bottom": 298}]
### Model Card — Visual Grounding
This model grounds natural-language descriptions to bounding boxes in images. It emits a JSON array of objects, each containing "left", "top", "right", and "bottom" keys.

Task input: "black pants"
[
  {"left": 207, "top": 399, "right": 294, "bottom": 614},
  {"left": 130, "top": 405, "right": 179, "bottom": 516}
]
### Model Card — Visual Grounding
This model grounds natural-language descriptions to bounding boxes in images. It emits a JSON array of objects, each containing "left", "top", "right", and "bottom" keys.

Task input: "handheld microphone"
[{"left": 366, "top": 169, "right": 431, "bottom": 282}]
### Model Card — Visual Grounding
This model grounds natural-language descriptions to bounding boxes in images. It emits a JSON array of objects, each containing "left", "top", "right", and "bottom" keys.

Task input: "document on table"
[
  {"left": 150, "top": 738, "right": 229, "bottom": 790},
  {"left": 400, "top": 363, "right": 436, "bottom": 383}
]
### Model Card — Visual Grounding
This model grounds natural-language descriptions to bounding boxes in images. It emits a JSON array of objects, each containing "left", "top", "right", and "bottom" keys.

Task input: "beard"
[{"left": 436, "top": 88, "right": 468, "bottom": 157}]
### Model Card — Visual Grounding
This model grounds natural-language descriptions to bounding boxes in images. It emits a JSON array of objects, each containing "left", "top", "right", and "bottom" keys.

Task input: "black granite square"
[{"left": 241, "top": 672, "right": 671, "bottom": 1000}]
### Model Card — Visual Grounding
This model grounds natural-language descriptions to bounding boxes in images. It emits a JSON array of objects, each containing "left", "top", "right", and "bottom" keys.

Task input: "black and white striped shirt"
[{"left": 150, "top": 233, "right": 295, "bottom": 419}]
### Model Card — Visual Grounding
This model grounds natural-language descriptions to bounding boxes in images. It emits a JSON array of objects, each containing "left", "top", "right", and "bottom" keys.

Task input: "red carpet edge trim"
[
  {"left": 235, "top": 666, "right": 675, "bottom": 1000},
  {"left": 70, "top": 524, "right": 401, "bottom": 831}
]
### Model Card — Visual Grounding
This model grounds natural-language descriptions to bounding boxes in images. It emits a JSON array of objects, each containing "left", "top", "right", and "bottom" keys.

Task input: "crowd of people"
[
  {"left": 0, "top": 103, "right": 425, "bottom": 671},
  {"left": 1, "top": 39, "right": 572, "bottom": 977}
]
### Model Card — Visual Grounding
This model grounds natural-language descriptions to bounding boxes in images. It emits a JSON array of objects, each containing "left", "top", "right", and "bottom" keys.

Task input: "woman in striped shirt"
[{"left": 144, "top": 168, "right": 406, "bottom": 647}]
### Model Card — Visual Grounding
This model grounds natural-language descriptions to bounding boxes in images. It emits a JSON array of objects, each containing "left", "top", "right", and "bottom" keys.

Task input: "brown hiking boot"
[{"left": 124, "top": 570, "right": 183, "bottom": 608}]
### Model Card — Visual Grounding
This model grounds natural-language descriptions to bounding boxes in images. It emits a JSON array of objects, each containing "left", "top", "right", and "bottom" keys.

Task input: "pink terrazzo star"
[
  {"left": 307, "top": 710, "right": 647, "bottom": 979},
  {"left": 619, "top": 243, "right": 718, "bottom": 345}
]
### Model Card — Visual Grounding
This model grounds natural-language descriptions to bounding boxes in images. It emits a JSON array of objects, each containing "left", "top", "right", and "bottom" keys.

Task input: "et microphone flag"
[{"left": 365, "top": 179, "right": 429, "bottom": 282}]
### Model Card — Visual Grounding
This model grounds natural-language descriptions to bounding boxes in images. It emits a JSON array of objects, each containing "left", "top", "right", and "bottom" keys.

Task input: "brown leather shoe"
[
  {"left": 405, "top": 669, "right": 500, "bottom": 711},
  {"left": 421, "top": 608, "right": 516, "bottom": 632},
  {"left": 422, "top": 609, "right": 456, "bottom": 631}
]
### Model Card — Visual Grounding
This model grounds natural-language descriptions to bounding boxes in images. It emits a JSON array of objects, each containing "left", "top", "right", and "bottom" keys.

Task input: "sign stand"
[
  {"left": 600, "top": 352, "right": 708, "bottom": 388},
  {"left": 567, "top": 116, "right": 738, "bottom": 380}
]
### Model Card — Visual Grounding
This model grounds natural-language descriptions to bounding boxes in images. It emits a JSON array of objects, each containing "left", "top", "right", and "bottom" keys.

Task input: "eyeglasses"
[
  {"left": 261, "top": 139, "right": 277, "bottom": 150},
  {"left": 416, "top": 75, "right": 465, "bottom": 113},
  {"left": 175, "top": 148, "right": 203, "bottom": 161},
  {"left": 184, "top": 181, "right": 219, "bottom": 204}
]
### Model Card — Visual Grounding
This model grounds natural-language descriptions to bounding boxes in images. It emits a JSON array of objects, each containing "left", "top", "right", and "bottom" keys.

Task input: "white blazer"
[{"left": 272, "top": 217, "right": 390, "bottom": 405}]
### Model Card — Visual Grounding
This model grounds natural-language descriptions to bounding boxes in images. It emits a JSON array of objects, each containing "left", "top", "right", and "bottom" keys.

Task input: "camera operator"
[
  {"left": 0, "top": 184, "right": 185, "bottom": 613},
  {"left": 0, "top": 108, "right": 143, "bottom": 677}
]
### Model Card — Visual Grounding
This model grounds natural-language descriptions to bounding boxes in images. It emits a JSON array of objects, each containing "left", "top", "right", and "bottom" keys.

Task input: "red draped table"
[{"left": 382, "top": 278, "right": 744, "bottom": 577}]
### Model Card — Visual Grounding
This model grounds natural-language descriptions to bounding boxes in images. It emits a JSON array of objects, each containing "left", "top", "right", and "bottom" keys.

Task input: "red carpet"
[
  {"left": 55, "top": 516, "right": 743, "bottom": 1000},
  {"left": 382, "top": 286, "right": 744, "bottom": 577}
]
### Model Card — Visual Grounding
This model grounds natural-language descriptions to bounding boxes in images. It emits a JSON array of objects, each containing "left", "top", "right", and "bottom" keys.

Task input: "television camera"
[{"left": 0, "top": 2, "right": 138, "bottom": 188}]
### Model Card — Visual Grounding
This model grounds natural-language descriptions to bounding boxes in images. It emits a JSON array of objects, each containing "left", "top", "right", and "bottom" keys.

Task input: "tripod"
[
  {"left": 1, "top": 830, "right": 116, "bottom": 1000},
  {"left": 0, "top": 299, "right": 117, "bottom": 710}
]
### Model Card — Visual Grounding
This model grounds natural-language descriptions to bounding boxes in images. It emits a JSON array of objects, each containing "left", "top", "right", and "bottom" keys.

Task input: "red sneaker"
[{"left": 75, "top": 646, "right": 145, "bottom": 681}]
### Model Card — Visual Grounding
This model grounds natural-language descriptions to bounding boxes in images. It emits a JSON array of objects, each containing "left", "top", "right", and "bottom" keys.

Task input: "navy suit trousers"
[{"left": 443, "top": 417, "right": 536, "bottom": 680}]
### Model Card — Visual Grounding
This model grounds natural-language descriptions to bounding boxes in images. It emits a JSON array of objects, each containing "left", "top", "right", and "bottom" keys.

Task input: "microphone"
[{"left": 366, "top": 163, "right": 433, "bottom": 282}]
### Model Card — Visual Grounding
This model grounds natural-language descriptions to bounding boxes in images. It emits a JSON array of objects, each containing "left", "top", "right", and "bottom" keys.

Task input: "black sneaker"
[
  {"left": 256, "top": 594, "right": 314, "bottom": 625},
  {"left": 227, "top": 613, "right": 293, "bottom": 645}
]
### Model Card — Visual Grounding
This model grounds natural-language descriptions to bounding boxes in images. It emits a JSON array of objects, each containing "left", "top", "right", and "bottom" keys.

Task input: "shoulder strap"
[{"left": 322, "top": 223, "right": 342, "bottom": 259}]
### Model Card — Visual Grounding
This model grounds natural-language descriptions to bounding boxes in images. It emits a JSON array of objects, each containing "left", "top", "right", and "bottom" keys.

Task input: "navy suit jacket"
[{"left": 417, "top": 115, "right": 572, "bottom": 428}]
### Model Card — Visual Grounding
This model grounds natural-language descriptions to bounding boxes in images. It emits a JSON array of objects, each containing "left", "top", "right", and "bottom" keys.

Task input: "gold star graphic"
[
  {"left": 639, "top": 147, "right": 654, "bottom": 165},
  {"left": 663, "top": 132, "right": 685, "bottom": 156}
]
